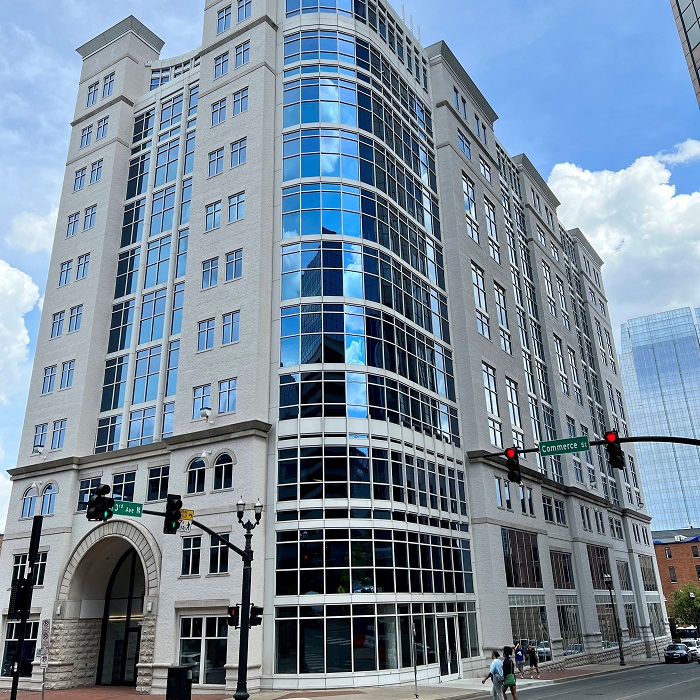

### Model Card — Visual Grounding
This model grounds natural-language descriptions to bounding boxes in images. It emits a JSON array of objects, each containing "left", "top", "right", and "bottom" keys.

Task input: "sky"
[{"left": 0, "top": 0, "right": 698, "bottom": 529}]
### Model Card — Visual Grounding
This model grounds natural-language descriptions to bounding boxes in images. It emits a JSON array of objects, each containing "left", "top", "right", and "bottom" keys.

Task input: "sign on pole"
[
  {"left": 178, "top": 521, "right": 192, "bottom": 533},
  {"left": 180, "top": 509, "right": 194, "bottom": 521},
  {"left": 112, "top": 501, "right": 143, "bottom": 518},
  {"left": 538, "top": 436, "right": 590, "bottom": 457},
  {"left": 41, "top": 619, "right": 51, "bottom": 647}
]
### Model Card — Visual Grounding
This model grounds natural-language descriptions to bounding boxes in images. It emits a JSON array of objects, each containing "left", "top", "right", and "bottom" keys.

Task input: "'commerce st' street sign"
[{"left": 538, "top": 436, "right": 590, "bottom": 457}]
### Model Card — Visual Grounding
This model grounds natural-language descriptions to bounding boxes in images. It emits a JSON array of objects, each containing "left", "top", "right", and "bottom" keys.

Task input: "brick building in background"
[{"left": 653, "top": 528, "right": 700, "bottom": 601}]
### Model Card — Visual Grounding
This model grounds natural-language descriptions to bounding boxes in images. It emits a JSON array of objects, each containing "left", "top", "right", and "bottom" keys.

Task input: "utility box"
[{"left": 166, "top": 665, "right": 193, "bottom": 700}]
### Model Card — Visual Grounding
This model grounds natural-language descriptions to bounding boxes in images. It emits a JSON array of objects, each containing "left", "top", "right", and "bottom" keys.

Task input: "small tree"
[{"left": 667, "top": 582, "right": 700, "bottom": 626}]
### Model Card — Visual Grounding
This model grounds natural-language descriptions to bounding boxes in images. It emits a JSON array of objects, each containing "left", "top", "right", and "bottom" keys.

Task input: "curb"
[{"left": 548, "top": 661, "right": 665, "bottom": 684}]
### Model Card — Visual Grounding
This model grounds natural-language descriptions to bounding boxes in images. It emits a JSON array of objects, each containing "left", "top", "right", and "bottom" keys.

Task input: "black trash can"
[{"left": 166, "top": 665, "right": 193, "bottom": 700}]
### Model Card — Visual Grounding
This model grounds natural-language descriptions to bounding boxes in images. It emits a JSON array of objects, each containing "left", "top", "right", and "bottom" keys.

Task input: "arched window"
[
  {"left": 214, "top": 453, "right": 233, "bottom": 491},
  {"left": 21, "top": 486, "right": 38, "bottom": 519},
  {"left": 187, "top": 458, "right": 206, "bottom": 494},
  {"left": 42, "top": 484, "right": 57, "bottom": 515}
]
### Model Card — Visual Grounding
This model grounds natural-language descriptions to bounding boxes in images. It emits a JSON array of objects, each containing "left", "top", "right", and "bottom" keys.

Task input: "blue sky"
[{"left": 0, "top": 0, "right": 699, "bottom": 528}]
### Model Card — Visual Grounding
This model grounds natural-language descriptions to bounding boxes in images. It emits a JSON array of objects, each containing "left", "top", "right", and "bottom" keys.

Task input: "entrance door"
[
  {"left": 436, "top": 617, "right": 460, "bottom": 679},
  {"left": 96, "top": 548, "right": 145, "bottom": 685}
]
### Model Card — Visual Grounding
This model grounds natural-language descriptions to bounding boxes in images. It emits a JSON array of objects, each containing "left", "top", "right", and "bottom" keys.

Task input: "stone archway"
[{"left": 47, "top": 521, "right": 161, "bottom": 692}]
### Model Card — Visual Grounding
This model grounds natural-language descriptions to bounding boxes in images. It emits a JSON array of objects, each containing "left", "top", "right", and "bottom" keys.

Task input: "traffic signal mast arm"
[
  {"left": 142, "top": 509, "right": 250, "bottom": 561},
  {"left": 485, "top": 434, "right": 700, "bottom": 459}
]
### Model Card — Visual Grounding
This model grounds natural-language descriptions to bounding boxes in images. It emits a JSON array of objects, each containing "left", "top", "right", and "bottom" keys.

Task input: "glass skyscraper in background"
[{"left": 620, "top": 307, "right": 700, "bottom": 530}]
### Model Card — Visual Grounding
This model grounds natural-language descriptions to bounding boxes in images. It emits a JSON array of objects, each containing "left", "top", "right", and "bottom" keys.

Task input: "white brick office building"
[{"left": 0, "top": 1, "right": 667, "bottom": 694}]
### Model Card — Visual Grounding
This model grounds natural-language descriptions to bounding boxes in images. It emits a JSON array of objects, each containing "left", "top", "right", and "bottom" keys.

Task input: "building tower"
[
  {"left": 670, "top": 0, "right": 700, "bottom": 108},
  {"left": 620, "top": 307, "right": 700, "bottom": 531},
  {"left": 0, "top": 1, "right": 667, "bottom": 695}
]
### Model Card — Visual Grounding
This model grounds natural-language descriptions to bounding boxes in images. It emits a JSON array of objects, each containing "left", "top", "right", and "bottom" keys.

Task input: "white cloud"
[
  {"left": 549, "top": 145, "right": 700, "bottom": 333},
  {"left": 657, "top": 139, "right": 700, "bottom": 165},
  {"left": 0, "top": 259, "right": 40, "bottom": 405},
  {"left": 6, "top": 207, "right": 58, "bottom": 254}
]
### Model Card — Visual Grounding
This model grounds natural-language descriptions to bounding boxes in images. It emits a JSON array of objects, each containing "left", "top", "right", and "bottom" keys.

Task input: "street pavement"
[{"left": 3, "top": 660, "right": 697, "bottom": 699}]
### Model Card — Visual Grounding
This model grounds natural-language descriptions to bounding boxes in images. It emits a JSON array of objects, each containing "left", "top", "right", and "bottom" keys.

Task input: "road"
[{"left": 519, "top": 661, "right": 700, "bottom": 699}]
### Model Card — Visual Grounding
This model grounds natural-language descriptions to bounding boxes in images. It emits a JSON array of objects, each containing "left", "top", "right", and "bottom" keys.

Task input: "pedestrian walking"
[
  {"left": 515, "top": 643, "right": 525, "bottom": 676},
  {"left": 526, "top": 644, "right": 540, "bottom": 679},
  {"left": 481, "top": 650, "right": 504, "bottom": 700},
  {"left": 502, "top": 646, "right": 519, "bottom": 700}
]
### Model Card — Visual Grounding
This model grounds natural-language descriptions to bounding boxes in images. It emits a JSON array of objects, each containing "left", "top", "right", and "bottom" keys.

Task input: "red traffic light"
[
  {"left": 604, "top": 431, "right": 618, "bottom": 444},
  {"left": 504, "top": 447, "right": 517, "bottom": 459}
]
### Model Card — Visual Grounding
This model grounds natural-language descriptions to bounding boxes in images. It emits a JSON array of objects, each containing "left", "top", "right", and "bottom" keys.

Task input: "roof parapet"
[{"left": 76, "top": 15, "right": 165, "bottom": 59}]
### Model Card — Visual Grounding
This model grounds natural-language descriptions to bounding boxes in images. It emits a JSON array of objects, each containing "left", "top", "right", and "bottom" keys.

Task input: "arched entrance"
[
  {"left": 49, "top": 521, "right": 161, "bottom": 692},
  {"left": 96, "top": 547, "right": 144, "bottom": 685}
]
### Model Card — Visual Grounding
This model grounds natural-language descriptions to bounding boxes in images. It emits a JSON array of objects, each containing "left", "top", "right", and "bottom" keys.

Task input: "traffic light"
[
  {"left": 250, "top": 605, "right": 264, "bottom": 627},
  {"left": 227, "top": 605, "right": 240, "bottom": 628},
  {"left": 86, "top": 484, "right": 114, "bottom": 522},
  {"left": 604, "top": 430, "right": 625, "bottom": 470},
  {"left": 164, "top": 494, "right": 182, "bottom": 534},
  {"left": 505, "top": 447, "right": 521, "bottom": 484}
]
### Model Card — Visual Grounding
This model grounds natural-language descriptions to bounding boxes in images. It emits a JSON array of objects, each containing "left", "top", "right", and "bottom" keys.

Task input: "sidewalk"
[{"left": 1, "top": 659, "right": 662, "bottom": 700}]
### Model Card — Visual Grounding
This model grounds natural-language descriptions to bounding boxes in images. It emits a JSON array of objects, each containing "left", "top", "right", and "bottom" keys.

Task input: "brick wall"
[{"left": 654, "top": 541, "right": 700, "bottom": 600}]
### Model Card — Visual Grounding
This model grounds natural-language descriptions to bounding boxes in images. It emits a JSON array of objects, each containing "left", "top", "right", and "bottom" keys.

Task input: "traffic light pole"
[
  {"left": 10, "top": 515, "right": 43, "bottom": 700},
  {"left": 143, "top": 508, "right": 257, "bottom": 700}
]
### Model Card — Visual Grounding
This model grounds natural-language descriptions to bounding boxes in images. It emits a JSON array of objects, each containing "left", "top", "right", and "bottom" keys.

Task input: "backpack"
[{"left": 503, "top": 657, "right": 517, "bottom": 688}]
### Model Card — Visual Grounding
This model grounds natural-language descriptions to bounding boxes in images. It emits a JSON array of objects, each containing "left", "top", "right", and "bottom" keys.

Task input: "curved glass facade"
[{"left": 274, "top": 8, "right": 474, "bottom": 683}]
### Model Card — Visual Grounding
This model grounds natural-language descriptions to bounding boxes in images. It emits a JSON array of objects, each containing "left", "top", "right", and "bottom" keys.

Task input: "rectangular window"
[
  {"left": 178, "top": 616, "right": 228, "bottom": 685},
  {"left": 87, "top": 82, "right": 99, "bottom": 106},
  {"left": 587, "top": 545, "right": 610, "bottom": 590},
  {"left": 83, "top": 204, "right": 97, "bottom": 230},
  {"left": 139, "top": 288, "right": 167, "bottom": 344},
  {"left": 202, "top": 258, "right": 219, "bottom": 289},
  {"left": 193, "top": 384, "right": 211, "bottom": 419},
  {"left": 66, "top": 212, "right": 80, "bottom": 238},
  {"left": 479, "top": 156, "right": 492, "bottom": 183},
  {"left": 669, "top": 566, "right": 677, "bottom": 583},
  {"left": 60, "top": 360, "right": 75, "bottom": 389},
  {"left": 41, "top": 366, "right": 56, "bottom": 395},
  {"left": 68, "top": 304, "right": 83, "bottom": 332},
  {"left": 229, "top": 192, "right": 245, "bottom": 222},
  {"left": 501, "top": 527, "right": 542, "bottom": 588},
  {"left": 102, "top": 72, "right": 114, "bottom": 98},
  {"left": 147, "top": 466, "right": 169, "bottom": 501},
  {"left": 76, "top": 253, "right": 90, "bottom": 280},
  {"left": 74, "top": 167, "right": 86, "bottom": 191},
  {"left": 542, "top": 495, "right": 554, "bottom": 522},
  {"left": 214, "top": 52, "right": 229, "bottom": 79},
  {"left": 551, "top": 551, "right": 575, "bottom": 589},
  {"left": 212, "top": 99, "right": 227, "bottom": 126},
  {"left": 217, "top": 5, "right": 231, "bottom": 33},
  {"left": 51, "top": 311, "right": 64, "bottom": 338},
  {"left": 176, "top": 230, "right": 188, "bottom": 277},
  {"left": 171, "top": 282, "right": 185, "bottom": 335},
  {"left": 180, "top": 179, "right": 192, "bottom": 225},
  {"left": 160, "top": 93, "right": 183, "bottom": 130},
  {"left": 121, "top": 199, "right": 145, "bottom": 246},
  {"left": 554, "top": 499, "right": 567, "bottom": 525},
  {"left": 235, "top": 40, "right": 250, "bottom": 67},
  {"left": 458, "top": 131, "right": 471, "bottom": 159},
  {"left": 463, "top": 176, "right": 478, "bottom": 242},
  {"left": 115, "top": 249, "right": 140, "bottom": 298},
  {"left": 112, "top": 472, "right": 136, "bottom": 502},
  {"left": 222, "top": 311, "right": 240, "bottom": 345},
  {"left": 181, "top": 536, "right": 202, "bottom": 576},
  {"left": 206, "top": 201, "right": 222, "bottom": 231},
  {"left": 155, "top": 140, "right": 179, "bottom": 186},
  {"left": 12, "top": 552, "right": 47, "bottom": 587},
  {"left": 133, "top": 346, "right": 162, "bottom": 404},
  {"left": 58, "top": 260, "right": 72, "bottom": 287},
  {"left": 33, "top": 424, "right": 47, "bottom": 449},
  {"left": 184, "top": 133, "right": 195, "bottom": 174},
  {"left": 209, "top": 534, "right": 230, "bottom": 574},
  {"left": 77, "top": 477, "right": 102, "bottom": 511},
  {"left": 95, "top": 416, "right": 121, "bottom": 453},
  {"left": 231, "top": 137, "right": 247, "bottom": 167},
  {"left": 219, "top": 378, "right": 238, "bottom": 414},
  {"left": 209, "top": 148, "right": 224, "bottom": 177},
  {"left": 232, "top": 87, "right": 248, "bottom": 115},
  {"left": 166, "top": 340, "right": 180, "bottom": 397},
  {"left": 198, "top": 319, "right": 215, "bottom": 351},
  {"left": 96, "top": 116, "right": 109, "bottom": 140},
  {"left": 145, "top": 235, "right": 171, "bottom": 288},
  {"left": 162, "top": 402, "right": 175, "bottom": 439},
  {"left": 128, "top": 406, "right": 156, "bottom": 446},
  {"left": 226, "top": 249, "right": 243, "bottom": 281},
  {"left": 150, "top": 186, "right": 176, "bottom": 235},
  {"left": 482, "top": 362, "right": 499, "bottom": 416},
  {"left": 80, "top": 125, "right": 92, "bottom": 148},
  {"left": 238, "top": 0, "right": 251, "bottom": 21},
  {"left": 51, "top": 419, "right": 66, "bottom": 450}
]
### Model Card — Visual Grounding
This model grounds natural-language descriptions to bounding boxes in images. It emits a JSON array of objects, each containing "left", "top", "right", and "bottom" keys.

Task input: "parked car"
[
  {"left": 665, "top": 643, "right": 691, "bottom": 664},
  {"left": 680, "top": 639, "right": 700, "bottom": 659},
  {"left": 563, "top": 644, "right": 584, "bottom": 656},
  {"left": 536, "top": 641, "right": 552, "bottom": 661}
]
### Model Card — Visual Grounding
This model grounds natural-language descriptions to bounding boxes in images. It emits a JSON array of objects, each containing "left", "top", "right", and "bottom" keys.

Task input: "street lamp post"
[
  {"left": 233, "top": 499, "right": 263, "bottom": 700},
  {"left": 603, "top": 573, "right": 625, "bottom": 666},
  {"left": 690, "top": 592, "right": 700, "bottom": 639}
]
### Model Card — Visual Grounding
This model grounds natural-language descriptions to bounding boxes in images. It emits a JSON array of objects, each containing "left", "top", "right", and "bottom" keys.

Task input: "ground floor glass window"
[
  {"left": 508, "top": 595, "right": 550, "bottom": 648},
  {"left": 1, "top": 621, "right": 38, "bottom": 677},
  {"left": 179, "top": 616, "right": 227, "bottom": 685},
  {"left": 595, "top": 600, "right": 617, "bottom": 648},
  {"left": 556, "top": 597, "right": 583, "bottom": 654}
]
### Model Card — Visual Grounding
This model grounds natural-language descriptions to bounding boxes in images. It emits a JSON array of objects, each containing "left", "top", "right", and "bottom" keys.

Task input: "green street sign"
[
  {"left": 113, "top": 501, "right": 143, "bottom": 518},
  {"left": 538, "top": 436, "right": 590, "bottom": 457}
]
